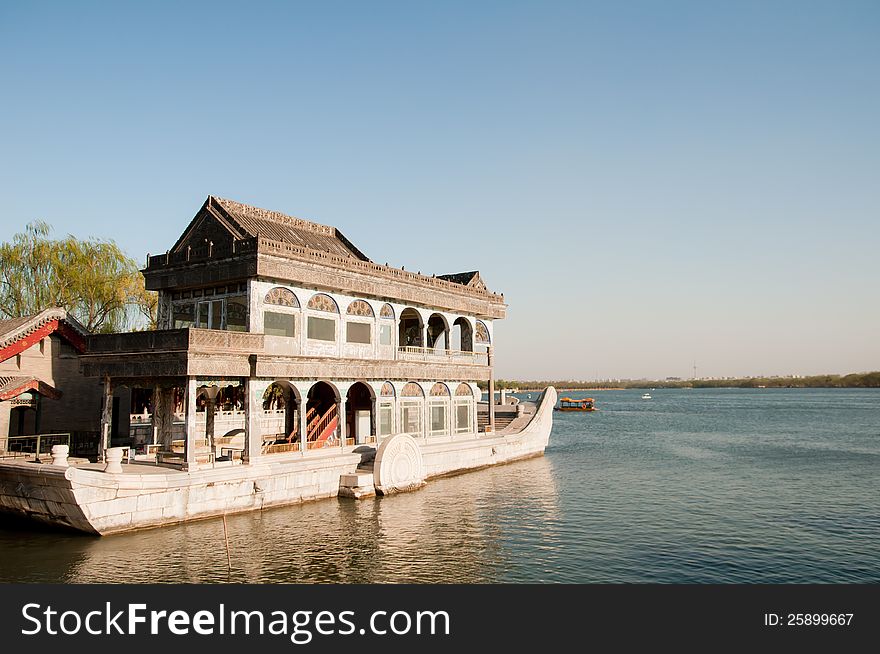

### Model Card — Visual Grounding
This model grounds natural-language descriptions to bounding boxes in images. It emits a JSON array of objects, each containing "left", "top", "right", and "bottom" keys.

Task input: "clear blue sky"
[{"left": 2, "top": 1, "right": 878, "bottom": 380}]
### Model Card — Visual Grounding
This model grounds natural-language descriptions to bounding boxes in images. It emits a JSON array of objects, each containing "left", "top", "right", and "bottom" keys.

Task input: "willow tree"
[{"left": 0, "top": 221, "right": 156, "bottom": 333}]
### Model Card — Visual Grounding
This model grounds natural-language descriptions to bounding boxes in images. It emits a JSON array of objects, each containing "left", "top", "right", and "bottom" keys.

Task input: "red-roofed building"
[{"left": 0, "top": 308, "right": 104, "bottom": 454}]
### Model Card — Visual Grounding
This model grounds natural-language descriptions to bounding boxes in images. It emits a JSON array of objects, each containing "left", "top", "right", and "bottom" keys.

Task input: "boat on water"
[
  {"left": 641, "top": 393, "right": 652, "bottom": 400},
  {"left": 0, "top": 195, "right": 555, "bottom": 535},
  {"left": 555, "top": 397, "right": 596, "bottom": 412}
]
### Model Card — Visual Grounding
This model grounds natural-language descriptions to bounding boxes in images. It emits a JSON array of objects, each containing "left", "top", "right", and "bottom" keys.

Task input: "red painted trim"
[
  {"left": 0, "top": 320, "right": 58, "bottom": 363},
  {"left": 0, "top": 378, "right": 62, "bottom": 401},
  {"left": 56, "top": 322, "right": 87, "bottom": 353},
  {"left": 0, "top": 318, "right": 87, "bottom": 363}
]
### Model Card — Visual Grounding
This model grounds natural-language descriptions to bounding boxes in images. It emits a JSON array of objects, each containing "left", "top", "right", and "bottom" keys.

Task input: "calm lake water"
[{"left": 1, "top": 388, "right": 877, "bottom": 583}]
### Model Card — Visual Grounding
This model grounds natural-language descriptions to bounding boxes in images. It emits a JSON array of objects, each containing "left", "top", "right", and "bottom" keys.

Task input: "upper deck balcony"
[
  {"left": 81, "top": 328, "right": 491, "bottom": 382},
  {"left": 397, "top": 346, "right": 488, "bottom": 366}
]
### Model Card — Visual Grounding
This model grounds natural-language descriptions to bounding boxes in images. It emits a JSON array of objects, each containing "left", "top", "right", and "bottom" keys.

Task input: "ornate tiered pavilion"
[{"left": 81, "top": 196, "right": 506, "bottom": 469}]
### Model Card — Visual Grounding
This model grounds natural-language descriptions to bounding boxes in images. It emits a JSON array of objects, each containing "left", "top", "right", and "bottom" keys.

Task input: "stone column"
[
  {"left": 243, "top": 377, "right": 262, "bottom": 464},
  {"left": 100, "top": 375, "right": 113, "bottom": 461},
  {"left": 299, "top": 404, "right": 308, "bottom": 453},
  {"left": 487, "top": 347, "right": 495, "bottom": 434},
  {"left": 184, "top": 377, "right": 198, "bottom": 469},
  {"left": 338, "top": 396, "right": 347, "bottom": 449},
  {"left": 154, "top": 385, "right": 175, "bottom": 451},
  {"left": 420, "top": 323, "right": 428, "bottom": 350},
  {"left": 203, "top": 386, "right": 220, "bottom": 459}
]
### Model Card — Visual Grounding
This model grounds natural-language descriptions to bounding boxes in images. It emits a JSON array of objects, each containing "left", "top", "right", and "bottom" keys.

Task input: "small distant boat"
[
  {"left": 641, "top": 393, "right": 652, "bottom": 400},
  {"left": 555, "top": 397, "right": 596, "bottom": 412}
]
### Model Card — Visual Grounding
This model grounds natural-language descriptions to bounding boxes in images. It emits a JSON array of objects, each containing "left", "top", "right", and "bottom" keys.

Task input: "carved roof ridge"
[{"left": 211, "top": 196, "right": 337, "bottom": 237}]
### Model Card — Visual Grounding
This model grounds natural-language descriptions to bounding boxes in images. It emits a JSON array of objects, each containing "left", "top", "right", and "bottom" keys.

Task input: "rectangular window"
[
  {"left": 346, "top": 322, "right": 371, "bottom": 344},
  {"left": 379, "top": 323, "right": 392, "bottom": 345},
  {"left": 308, "top": 316, "right": 336, "bottom": 341},
  {"left": 379, "top": 404, "right": 393, "bottom": 436},
  {"left": 401, "top": 403, "right": 421, "bottom": 435},
  {"left": 173, "top": 303, "right": 195, "bottom": 329},
  {"left": 456, "top": 403, "right": 472, "bottom": 433},
  {"left": 211, "top": 300, "right": 223, "bottom": 330},
  {"left": 226, "top": 295, "right": 248, "bottom": 332},
  {"left": 264, "top": 311, "right": 295, "bottom": 337},
  {"left": 197, "top": 300, "right": 224, "bottom": 329},
  {"left": 430, "top": 404, "right": 447, "bottom": 434}
]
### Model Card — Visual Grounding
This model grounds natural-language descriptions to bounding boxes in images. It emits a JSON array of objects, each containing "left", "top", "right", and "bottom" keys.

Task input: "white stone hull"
[{"left": 0, "top": 387, "right": 556, "bottom": 535}]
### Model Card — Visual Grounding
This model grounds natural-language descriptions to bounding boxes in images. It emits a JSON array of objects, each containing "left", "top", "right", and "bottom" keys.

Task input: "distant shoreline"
[{"left": 480, "top": 371, "right": 880, "bottom": 392}]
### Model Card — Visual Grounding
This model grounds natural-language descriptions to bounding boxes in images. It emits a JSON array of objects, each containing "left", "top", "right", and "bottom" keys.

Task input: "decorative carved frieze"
[
  {"left": 401, "top": 382, "right": 424, "bottom": 397},
  {"left": 265, "top": 287, "right": 299, "bottom": 307},
  {"left": 475, "top": 321, "right": 490, "bottom": 344},
  {"left": 430, "top": 382, "right": 450, "bottom": 396},
  {"left": 380, "top": 382, "right": 396, "bottom": 396},
  {"left": 346, "top": 299, "right": 374, "bottom": 317},
  {"left": 307, "top": 293, "right": 339, "bottom": 313}
]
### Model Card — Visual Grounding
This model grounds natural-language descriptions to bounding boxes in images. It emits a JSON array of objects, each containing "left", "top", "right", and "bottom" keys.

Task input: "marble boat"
[{"left": 0, "top": 196, "right": 555, "bottom": 535}]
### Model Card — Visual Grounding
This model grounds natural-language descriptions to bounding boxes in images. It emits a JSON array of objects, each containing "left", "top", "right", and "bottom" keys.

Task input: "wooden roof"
[
  {"left": 171, "top": 196, "right": 369, "bottom": 261},
  {"left": 437, "top": 271, "right": 486, "bottom": 290}
]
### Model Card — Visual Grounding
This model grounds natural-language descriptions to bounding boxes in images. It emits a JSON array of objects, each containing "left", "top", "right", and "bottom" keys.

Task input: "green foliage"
[{"left": 0, "top": 221, "right": 156, "bottom": 333}]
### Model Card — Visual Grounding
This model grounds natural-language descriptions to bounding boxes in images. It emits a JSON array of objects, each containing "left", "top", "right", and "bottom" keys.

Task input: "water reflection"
[
  {"left": 3, "top": 454, "right": 559, "bottom": 584},
  {"left": 4, "top": 389, "right": 878, "bottom": 583}
]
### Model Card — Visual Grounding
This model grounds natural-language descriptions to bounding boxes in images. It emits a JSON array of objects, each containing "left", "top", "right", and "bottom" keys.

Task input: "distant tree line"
[{"left": 479, "top": 371, "right": 880, "bottom": 391}]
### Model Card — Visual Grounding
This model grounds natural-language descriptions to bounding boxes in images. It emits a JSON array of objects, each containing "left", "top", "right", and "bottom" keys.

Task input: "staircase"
[
  {"left": 477, "top": 412, "right": 517, "bottom": 432},
  {"left": 307, "top": 405, "right": 339, "bottom": 449}
]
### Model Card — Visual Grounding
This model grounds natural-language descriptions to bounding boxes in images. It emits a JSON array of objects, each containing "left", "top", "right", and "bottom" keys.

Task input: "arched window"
[
  {"left": 345, "top": 300, "right": 374, "bottom": 345},
  {"left": 307, "top": 294, "right": 338, "bottom": 341},
  {"left": 399, "top": 382, "right": 424, "bottom": 437},
  {"left": 398, "top": 308, "right": 423, "bottom": 347},
  {"left": 428, "top": 383, "right": 451, "bottom": 435},
  {"left": 379, "top": 304, "right": 395, "bottom": 346},
  {"left": 452, "top": 317, "right": 473, "bottom": 352},
  {"left": 263, "top": 288, "right": 299, "bottom": 338},
  {"left": 378, "top": 382, "right": 395, "bottom": 438},
  {"left": 426, "top": 313, "right": 449, "bottom": 350},
  {"left": 454, "top": 383, "right": 475, "bottom": 434}
]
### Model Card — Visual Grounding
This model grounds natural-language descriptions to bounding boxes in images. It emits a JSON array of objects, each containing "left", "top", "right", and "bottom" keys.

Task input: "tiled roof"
[
  {"left": 0, "top": 307, "right": 89, "bottom": 351},
  {"left": 0, "top": 315, "right": 34, "bottom": 338},
  {"left": 210, "top": 196, "right": 369, "bottom": 261},
  {"left": 437, "top": 271, "right": 481, "bottom": 286},
  {"left": 0, "top": 376, "right": 61, "bottom": 401}
]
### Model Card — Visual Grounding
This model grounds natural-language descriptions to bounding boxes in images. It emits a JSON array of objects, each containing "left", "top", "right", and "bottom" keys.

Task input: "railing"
[
  {"left": 255, "top": 237, "right": 504, "bottom": 301},
  {"left": 0, "top": 433, "right": 71, "bottom": 460},
  {"left": 188, "top": 328, "right": 264, "bottom": 352},
  {"left": 262, "top": 442, "right": 300, "bottom": 455},
  {"left": 261, "top": 418, "right": 300, "bottom": 454},
  {"left": 145, "top": 237, "right": 259, "bottom": 270},
  {"left": 397, "top": 346, "right": 488, "bottom": 365},
  {"left": 87, "top": 328, "right": 264, "bottom": 355}
]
